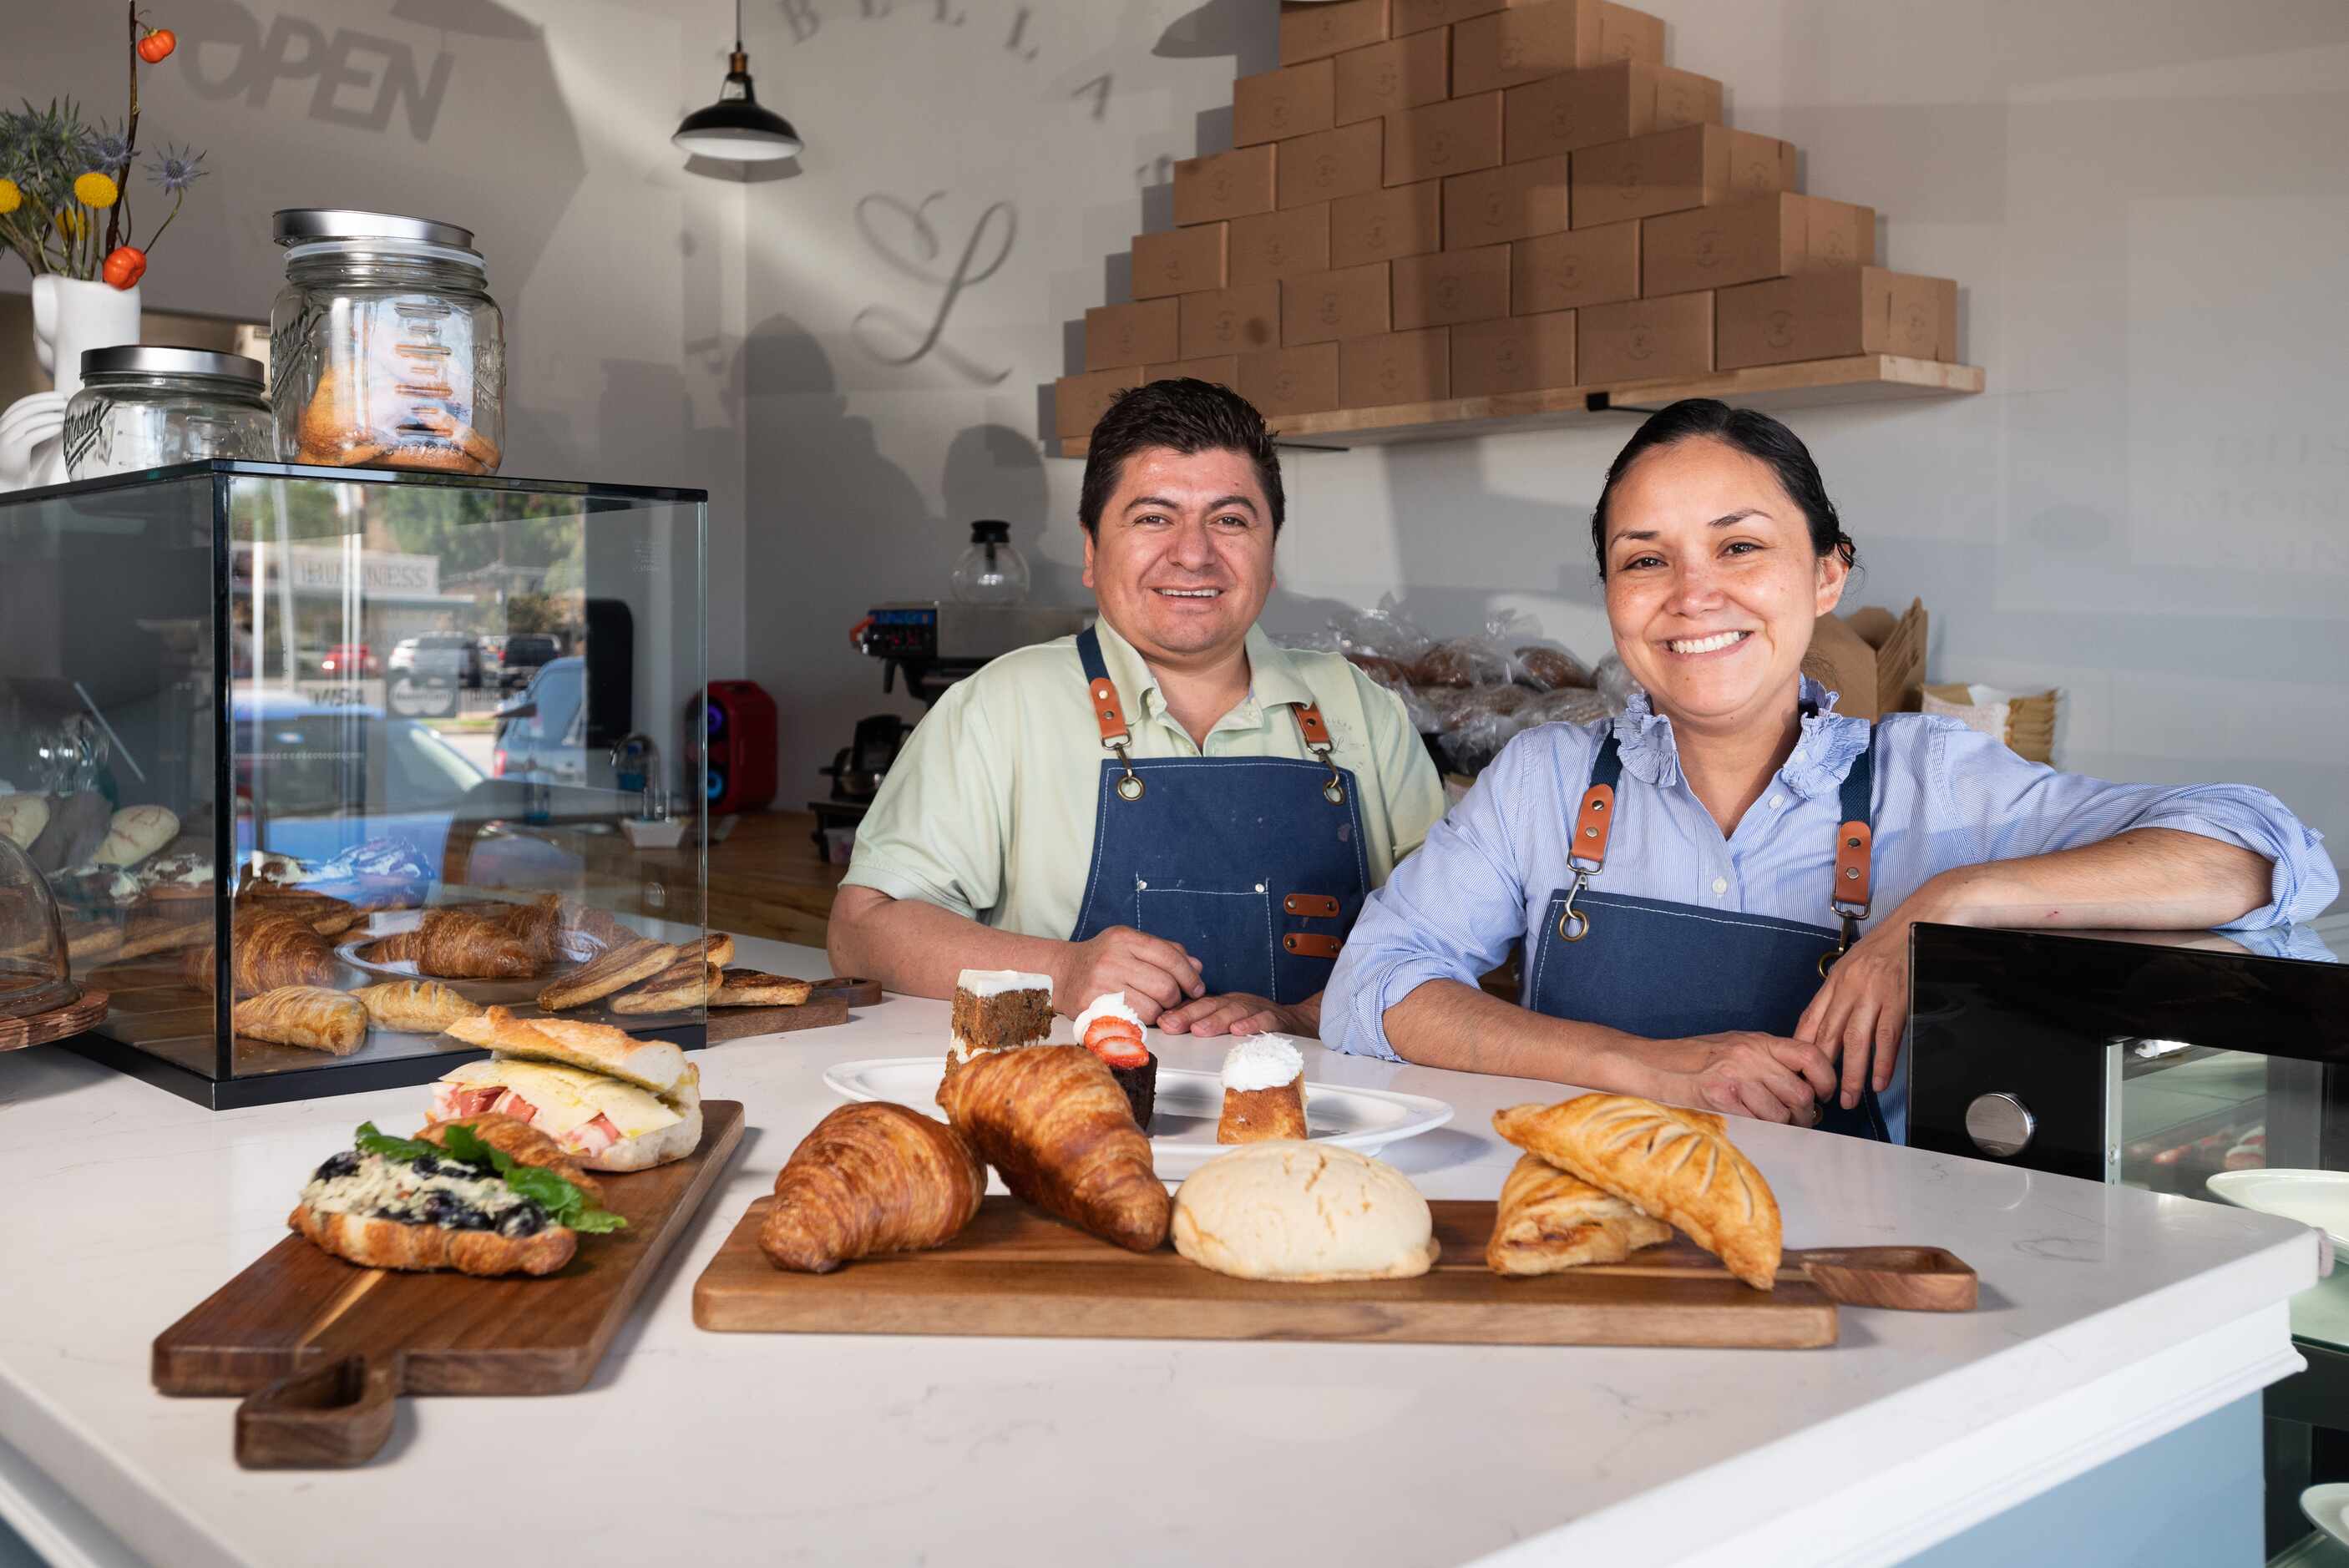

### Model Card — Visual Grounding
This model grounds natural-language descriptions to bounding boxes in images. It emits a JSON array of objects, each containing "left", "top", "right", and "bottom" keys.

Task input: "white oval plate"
[
  {"left": 2301, "top": 1483, "right": 2349, "bottom": 1549},
  {"left": 2205, "top": 1169, "right": 2349, "bottom": 1251},
  {"left": 823, "top": 1055, "right": 1454, "bottom": 1178}
]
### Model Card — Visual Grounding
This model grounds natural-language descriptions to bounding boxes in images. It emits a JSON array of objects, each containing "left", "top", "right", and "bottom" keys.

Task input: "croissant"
[
  {"left": 359, "top": 929, "right": 422, "bottom": 965},
  {"left": 1493, "top": 1095, "right": 1783, "bottom": 1290},
  {"left": 937, "top": 1044, "right": 1168, "bottom": 1252},
  {"left": 233, "top": 984, "right": 367, "bottom": 1055},
  {"left": 188, "top": 908, "right": 339, "bottom": 996},
  {"left": 239, "top": 884, "right": 364, "bottom": 938},
  {"left": 502, "top": 893, "right": 564, "bottom": 968},
  {"left": 1486, "top": 1153, "right": 1674, "bottom": 1276},
  {"left": 759, "top": 1103, "right": 985, "bottom": 1273},
  {"left": 420, "top": 1112, "right": 605, "bottom": 1203},
  {"left": 412, "top": 908, "right": 536, "bottom": 979}
]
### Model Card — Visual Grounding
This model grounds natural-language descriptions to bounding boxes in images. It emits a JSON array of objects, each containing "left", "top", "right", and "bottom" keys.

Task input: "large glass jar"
[
  {"left": 268, "top": 209, "right": 504, "bottom": 475},
  {"left": 62, "top": 346, "right": 273, "bottom": 480}
]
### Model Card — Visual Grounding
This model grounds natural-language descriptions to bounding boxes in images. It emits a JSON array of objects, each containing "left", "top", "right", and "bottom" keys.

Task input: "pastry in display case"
[{"left": 0, "top": 459, "right": 707, "bottom": 1107}]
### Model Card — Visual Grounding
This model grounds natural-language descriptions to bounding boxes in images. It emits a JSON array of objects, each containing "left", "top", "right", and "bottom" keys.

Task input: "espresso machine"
[{"left": 808, "top": 597, "right": 1092, "bottom": 857}]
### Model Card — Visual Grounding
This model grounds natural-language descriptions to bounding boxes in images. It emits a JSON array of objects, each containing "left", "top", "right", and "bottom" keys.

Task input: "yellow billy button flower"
[
  {"left": 53, "top": 208, "right": 89, "bottom": 241},
  {"left": 0, "top": 179, "right": 21, "bottom": 215},
  {"left": 74, "top": 172, "right": 120, "bottom": 208}
]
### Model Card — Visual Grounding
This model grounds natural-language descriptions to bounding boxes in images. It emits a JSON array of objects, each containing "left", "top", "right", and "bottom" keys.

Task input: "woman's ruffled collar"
[{"left": 1609, "top": 676, "right": 1871, "bottom": 798}]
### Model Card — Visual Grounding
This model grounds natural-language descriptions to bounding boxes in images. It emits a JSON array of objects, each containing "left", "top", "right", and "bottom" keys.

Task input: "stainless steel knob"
[{"left": 1965, "top": 1092, "right": 2036, "bottom": 1158}]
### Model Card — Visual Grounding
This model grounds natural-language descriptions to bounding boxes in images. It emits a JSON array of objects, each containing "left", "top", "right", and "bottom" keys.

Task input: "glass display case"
[
  {"left": 1907, "top": 923, "right": 2347, "bottom": 1559},
  {"left": 0, "top": 460, "right": 707, "bottom": 1107}
]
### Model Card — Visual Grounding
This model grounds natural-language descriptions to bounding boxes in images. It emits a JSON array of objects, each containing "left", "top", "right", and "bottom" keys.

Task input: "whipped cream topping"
[
  {"left": 143, "top": 852, "right": 214, "bottom": 888},
  {"left": 1073, "top": 990, "right": 1144, "bottom": 1038},
  {"left": 955, "top": 968, "right": 1053, "bottom": 999},
  {"left": 1222, "top": 1034, "right": 1304, "bottom": 1093}
]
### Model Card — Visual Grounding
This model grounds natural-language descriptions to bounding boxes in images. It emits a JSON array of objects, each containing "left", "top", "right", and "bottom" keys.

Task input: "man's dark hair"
[
  {"left": 1589, "top": 398, "right": 1857, "bottom": 578},
  {"left": 1078, "top": 378, "right": 1286, "bottom": 537}
]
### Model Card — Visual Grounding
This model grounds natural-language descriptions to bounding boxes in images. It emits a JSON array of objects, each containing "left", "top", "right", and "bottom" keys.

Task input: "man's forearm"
[
  {"left": 826, "top": 889, "right": 1071, "bottom": 1001},
  {"left": 1382, "top": 979, "right": 1651, "bottom": 1092},
  {"left": 1916, "top": 827, "right": 2273, "bottom": 932}
]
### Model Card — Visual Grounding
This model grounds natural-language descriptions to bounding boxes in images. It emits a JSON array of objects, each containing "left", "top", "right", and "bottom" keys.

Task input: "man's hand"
[
  {"left": 1157, "top": 992, "right": 1316, "bottom": 1038},
  {"left": 1053, "top": 926, "right": 1205, "bottom": 1022},
  {"left": 1643, "top": 1032, "right": 1837, "bottom": 1125}
]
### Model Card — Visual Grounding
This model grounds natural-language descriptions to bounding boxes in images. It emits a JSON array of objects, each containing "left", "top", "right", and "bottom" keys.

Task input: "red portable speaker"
[{"left": 690, "top": 680, "right": 778, "bottom": 814}]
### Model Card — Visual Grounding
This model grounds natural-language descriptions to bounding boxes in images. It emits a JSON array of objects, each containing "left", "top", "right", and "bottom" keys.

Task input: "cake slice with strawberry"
[{"left": 1076, "top": 990, "right": 1157, "bottom": 1130}]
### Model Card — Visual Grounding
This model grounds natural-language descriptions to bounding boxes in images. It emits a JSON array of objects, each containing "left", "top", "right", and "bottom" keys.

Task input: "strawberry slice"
[{"left": 1085, "top": 1017, "right": 1148, "bottom": 1068}]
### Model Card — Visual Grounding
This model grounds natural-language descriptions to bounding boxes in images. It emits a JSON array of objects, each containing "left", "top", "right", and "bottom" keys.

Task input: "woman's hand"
[
  {"left": 1643, "top": 1031, "right": 1838, "bottom": 1125},
  {"left": 1157, "top": 992, "right": 1317, "bottom": 1038},
  {"left": 1795, "top": 881, "right": 1955, "bottom": 1109}
]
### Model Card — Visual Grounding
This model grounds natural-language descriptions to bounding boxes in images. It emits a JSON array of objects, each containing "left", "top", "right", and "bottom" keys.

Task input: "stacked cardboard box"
[{"left": 1057, "top": 0, "right": 1965, "bottom": 438}]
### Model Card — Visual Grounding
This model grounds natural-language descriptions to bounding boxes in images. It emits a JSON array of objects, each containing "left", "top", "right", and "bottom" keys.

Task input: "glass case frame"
[{"left": 0, "top": 459, "right": 709, "bottom": 1108}]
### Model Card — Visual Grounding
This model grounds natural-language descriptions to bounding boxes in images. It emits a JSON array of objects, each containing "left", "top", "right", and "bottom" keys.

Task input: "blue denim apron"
[
  {"left": 1066, "top": 628, "right": 1369, "bottom": 1004},
  {"left": 1523, "top": 724, "right": 1890, "bottom": 1140}
]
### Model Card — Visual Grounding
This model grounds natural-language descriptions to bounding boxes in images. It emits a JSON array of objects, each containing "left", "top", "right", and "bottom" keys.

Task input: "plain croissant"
[
  {"left": 937, "top": 1044, "right": 1169, "bottom": 1252},
  {"left": 760, "top": 1103, "right": 985, "bottom": 1273},
  {"left": 412, "top": 908, "right": 536, "bottom": 979},
  {"left": 187, "top": 908, "right": 337, "bottom": 996}
]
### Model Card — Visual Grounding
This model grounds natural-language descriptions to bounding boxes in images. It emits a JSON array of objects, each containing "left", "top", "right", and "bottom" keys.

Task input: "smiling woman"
[{"left": 1322, "top": 399, "right": 2337, "bottom": 1142}]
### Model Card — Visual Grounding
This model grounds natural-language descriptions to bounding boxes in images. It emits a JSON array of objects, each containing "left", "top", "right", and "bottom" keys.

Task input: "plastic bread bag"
[
  {"left": 1408, "top": 632, "right": 1518, "bottom": 690},
  {"left": 1523, "top": 687, "right": 1616, "bottom": 727},
  {"left": 1329, "top": 594, "right": 1436, "bottom": 686},
  {"left": 1437, "top": 699, "right": 1539, "bottom": 776},
  {"left": 1593, "top": 653, "right": 1643, "bottom": 714}
]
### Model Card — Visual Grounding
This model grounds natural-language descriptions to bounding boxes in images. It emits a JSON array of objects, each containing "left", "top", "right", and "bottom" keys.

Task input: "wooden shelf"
[{"left": 1053, "top": 354, "right": 1983, "bottom": 457}]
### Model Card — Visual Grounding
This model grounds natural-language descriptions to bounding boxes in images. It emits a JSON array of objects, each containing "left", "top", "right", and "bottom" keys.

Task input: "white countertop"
[{"left": 0, "top": 935, "right": 2321, "bottom": 1568}]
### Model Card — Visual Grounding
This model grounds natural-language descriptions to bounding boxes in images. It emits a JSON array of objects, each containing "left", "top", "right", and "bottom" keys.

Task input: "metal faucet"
[{"left": 609, "top": 733, "right": 668, "bottom": 821}]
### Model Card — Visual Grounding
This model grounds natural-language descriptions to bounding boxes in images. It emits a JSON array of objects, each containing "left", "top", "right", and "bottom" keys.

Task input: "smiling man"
[{"left": 827, "top": 378, "right": 1445, "bottom": 1035}]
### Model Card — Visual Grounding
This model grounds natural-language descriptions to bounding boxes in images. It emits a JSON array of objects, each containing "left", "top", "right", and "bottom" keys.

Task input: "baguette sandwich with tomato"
[{"left": 435, "top": 1007, "right": 701, "bottom": 1171}]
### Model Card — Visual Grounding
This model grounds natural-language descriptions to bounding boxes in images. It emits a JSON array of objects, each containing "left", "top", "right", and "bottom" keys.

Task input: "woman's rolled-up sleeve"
[
  {"left": 1325, "top": 729, "right": 1559, "bottom": 1061},
  {"left": 1931, "top": 720, "right": 2338, "bottom": 928}
]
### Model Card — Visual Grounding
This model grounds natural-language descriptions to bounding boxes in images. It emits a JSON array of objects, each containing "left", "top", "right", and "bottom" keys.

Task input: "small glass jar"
[
  {"left": 62, "top": 346, "right": 273, "bottom": 480},
  {"left": 269, "top": 208, "right": 504, "bottom": 475},
  {"left": 951, "top": 519, "right": 1030, "bottom": 605}
]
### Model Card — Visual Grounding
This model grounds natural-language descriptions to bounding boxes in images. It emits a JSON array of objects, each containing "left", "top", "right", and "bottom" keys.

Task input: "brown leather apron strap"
[
  {"left": 1089, "top": 676, "right": 1131, "bottom": 747},
  {"left": 1293, "top": 701, "right": 1334, "bottom": 751},
  {"left": 1833, "top": 820, "right": 1874, "bottom": 913},
  {"left": 1571, "top": 782, "right": 1617, "bottom": 871},
  {"left": 1283, "top": 932, "right": 1342, "bottom": 959},
  {"left": 1283, "top": 893, "right": 1340, "bottom": 918}
]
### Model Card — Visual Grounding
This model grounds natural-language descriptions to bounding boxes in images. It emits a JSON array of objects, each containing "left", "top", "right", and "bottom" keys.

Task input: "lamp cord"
[{"left": 734, "top": 0, "right": 742, "bottom": 53}]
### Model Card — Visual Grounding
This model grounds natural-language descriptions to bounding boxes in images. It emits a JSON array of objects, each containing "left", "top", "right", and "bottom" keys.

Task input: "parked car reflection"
[{"left": 232, "top": 687, "right": 484, "bottom": 868}]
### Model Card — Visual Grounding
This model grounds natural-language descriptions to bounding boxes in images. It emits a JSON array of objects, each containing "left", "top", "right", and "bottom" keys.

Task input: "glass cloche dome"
[{"left": 0, "top": 836, "right": 77, "bottom": 1020}]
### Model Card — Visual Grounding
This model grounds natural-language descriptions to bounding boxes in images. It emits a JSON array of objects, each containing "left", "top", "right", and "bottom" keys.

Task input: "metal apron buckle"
[
  {"left": 1557, "top": 869, "right": 1594, "bottom": 943},
  {"left": 1311, "top": 743, "right": 1344, "bottom": 805},
  {"left": 1109, "top": 741, "right": 1143, "bottom": 802}
]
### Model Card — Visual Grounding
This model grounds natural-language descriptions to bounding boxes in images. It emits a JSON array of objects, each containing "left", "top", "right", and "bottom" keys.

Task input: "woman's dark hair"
[
  {"left": 1588, "top": 399, "right": 1855, "bottom": 578},
  {"left": 1078, "top": 377, "right": 1285, "bottom": 537}
]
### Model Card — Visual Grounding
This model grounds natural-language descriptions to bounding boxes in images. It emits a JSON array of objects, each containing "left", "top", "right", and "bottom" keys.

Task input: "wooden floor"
[{"left": 706, "top": 810, "right": 848, "bottom": 949}]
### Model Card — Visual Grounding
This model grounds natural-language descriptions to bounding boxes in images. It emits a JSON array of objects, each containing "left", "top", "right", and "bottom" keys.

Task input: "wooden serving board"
[
  {"left": 704, "top": 996, "right": 849, "bottom": 1042},
  {"left": 154, "top": 1100, "right": 746, "bottom": 1466},
  {"left": 693, "top": 1196, "right": 1840, "bottom": 1349}
]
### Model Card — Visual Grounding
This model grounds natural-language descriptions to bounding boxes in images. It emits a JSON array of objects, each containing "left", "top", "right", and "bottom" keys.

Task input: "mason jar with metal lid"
[
  {"left": 61, "top": 346, "right": 274, "bottom": 480},
  {"left": 268, "top": 208, "right": 504, "bottom": 475}
]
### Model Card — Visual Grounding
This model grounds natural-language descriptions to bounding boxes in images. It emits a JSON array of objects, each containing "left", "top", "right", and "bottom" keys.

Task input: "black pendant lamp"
[{"left": 673, "top": 0, "right": 803, "bottom": 162}]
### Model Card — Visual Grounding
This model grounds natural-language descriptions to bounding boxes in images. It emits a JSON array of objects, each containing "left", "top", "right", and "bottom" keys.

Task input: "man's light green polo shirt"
[{"left": 843, "top": 616, "right": 1445, "bottom": 942}]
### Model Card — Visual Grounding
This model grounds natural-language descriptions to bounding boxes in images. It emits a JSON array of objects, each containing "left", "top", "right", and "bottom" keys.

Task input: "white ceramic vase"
[{"left": 0, "top": 274, "right": 143, "bottom": 491}]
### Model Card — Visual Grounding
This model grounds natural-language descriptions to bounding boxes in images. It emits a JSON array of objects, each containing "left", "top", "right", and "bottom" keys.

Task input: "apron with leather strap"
[
  {"left": 1066, "top": 627, "right": 1369, "bottom": 1004},
  {"left": 1522, "top": 724, "right": 1890, "bottom": 1141}
]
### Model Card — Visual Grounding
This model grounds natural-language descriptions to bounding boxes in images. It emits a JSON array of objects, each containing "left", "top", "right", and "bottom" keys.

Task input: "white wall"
[
  {"left": 740, "top": 0, "right": 2347, "bottom": 883},
  {"left": 2, "top": 0, "right": 752, "bottom": 685}
]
